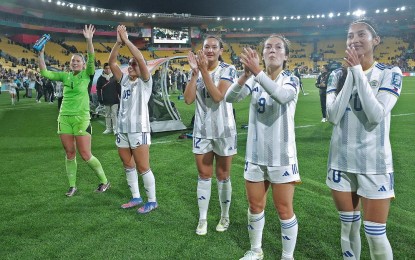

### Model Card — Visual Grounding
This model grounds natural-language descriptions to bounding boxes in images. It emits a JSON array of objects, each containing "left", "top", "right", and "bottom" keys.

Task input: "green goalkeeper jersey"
[{"left": 40, "top": 53, "right": 95, "bottom": 117}]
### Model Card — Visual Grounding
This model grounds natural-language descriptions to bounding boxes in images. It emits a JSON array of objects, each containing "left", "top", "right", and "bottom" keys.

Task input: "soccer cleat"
[
  {"left": 240, "top": 250, "right": 264, "bottom": 260},
  {"left": 321, "top": 118, "right": 327, "bottom": 122},
  {"left": 216, "top": 217, "right": 230, "bottom": 232},
  {"left": 95, "top": 182, "right": 110, "bottom": 192},
  {"left": 65, "top": 187, "right": 77, "bottom": 197},
  {"left": 137, "top": 201, "right": 158, "bottom": 214},
  {"left": 121, "top": 197, "right": 143, "bottom": 209},
  {"left": 196, "top": 219, "right": 207, "bottom": 235},
  {"left": 102, "top": 129, "right": 112, "bottom": 134}
]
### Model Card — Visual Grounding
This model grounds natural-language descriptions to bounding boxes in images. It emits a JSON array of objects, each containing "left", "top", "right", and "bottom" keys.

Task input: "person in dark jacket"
[
  {"left": 96, "top": 62, "right": 121, "bottom": 134},
  {"left": 315, "top": 65, "right": 329, "bottom": 122}
]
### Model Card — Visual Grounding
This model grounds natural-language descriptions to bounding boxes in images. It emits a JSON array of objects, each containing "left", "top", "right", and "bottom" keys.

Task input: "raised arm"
[
  {"left": 118, "top": 25, "right": 150, "bottom": 82},
  {"left": 38, "top": 45, "right": 47, "bottom": 71},
  {"left": 108, "top": 27, "right": 123, "bottom": 82},
  {"left": 183, "top": 51, "right": 199, "bottom": 104},
  {"left": 83, "top": 24, "right": 95, "bottom": 55},
  {"left": 196, "top": 50, "right": 232, "bottom": 103}
]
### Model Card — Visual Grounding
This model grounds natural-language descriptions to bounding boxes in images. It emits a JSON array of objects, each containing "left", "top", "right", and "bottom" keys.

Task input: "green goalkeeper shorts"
[{"left": 58, "top": 115, "right": 91, "bottom": 136}]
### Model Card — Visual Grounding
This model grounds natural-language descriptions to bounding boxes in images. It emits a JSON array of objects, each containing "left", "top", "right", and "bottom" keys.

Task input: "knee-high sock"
[
  {"left": 125, "top": 167, "right": 140, "bottom": 198},
  {"left": 141, "top": 169, "right": 156, "bottom": 202},
  {"left": 340, "top": 211, "right": 362, "bottom": 260},
  {"left": 364, "top": 221, "right": 393, "bottom": 260},
  {"left": 197, "top": 177, "right": 211, "bottom": 220},
  {"left": 86, "top": 155, "right": 108, "bottom": 184},
  {"left": 280, "top": 214, "right": 298, "bottom": 259},
  {"left": 217, "top": 177, "right": 232, "bottom": 218},
  {"left": 248, "top": 209, "right": 265, "bottom": 251},
  {"left": 65, "top": 157, "right": 77, "bottom": 187}
]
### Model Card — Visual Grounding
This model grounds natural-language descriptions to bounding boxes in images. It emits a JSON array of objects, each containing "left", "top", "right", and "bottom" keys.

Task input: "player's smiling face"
[
  {"left": 262, "top": 37, "right": 287, "bottom": 69},
  {"left": 347, "top": 23, "right": 379, "bottom": 57},
  {"left": 203, "top": 38, "right": 222, "bottom": 63},
  {"left": 70, "top": 55, "right": 85, "bottom": 72},
  {"left": 128, "top": 58, "right": 140, "bottom": 78}
]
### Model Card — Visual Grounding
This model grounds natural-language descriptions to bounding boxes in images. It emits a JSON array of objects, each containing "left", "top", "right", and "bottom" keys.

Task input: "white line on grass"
[{"left": 392, "top": 113, "right": 415, "bottom": 117}]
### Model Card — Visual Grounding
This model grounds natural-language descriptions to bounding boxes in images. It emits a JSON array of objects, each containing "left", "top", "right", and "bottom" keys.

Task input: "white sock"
[
  {"left": 125, "top": 167, "right": 140, "bottom": 198},
  {"left": 141, "top": 169, "right": 156, "bottom": 202},
  {"left": 339, "top": 211, "right": 361, "bottom": 260},
  {"left": 364, "top": 221, "right": 393, "bottom": 260},
  {"left": 248, "top": 209, "right": 265, "bottom": 251},
  {"left": 280, "top": 214, "right": 298, "bottom": 259},
  {"left": 197, "top": 177, "right": 211, "bottom": 220},
  {"left": 217, "top": 177, "right": 232, "bottom": 218}
]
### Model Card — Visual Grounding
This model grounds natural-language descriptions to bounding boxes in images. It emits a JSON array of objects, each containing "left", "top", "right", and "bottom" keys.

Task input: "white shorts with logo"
[
  {"left": 192, "top": 135, "right": 237, "bottom": 156},
  {"left": 244, "top": 161, "right": 301, "bottom": 184},
  {"left": 326, "top": 169, "right": 395, "bottom": 199},
  {"left": 116, "top": 132, "right": 151, "bottom": 149}
]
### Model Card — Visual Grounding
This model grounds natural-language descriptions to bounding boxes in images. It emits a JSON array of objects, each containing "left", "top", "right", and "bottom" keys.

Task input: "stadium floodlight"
[
  {"left": 384, "top": 8, "right": 388, "bottom": 13},
  {"left": 56, "top": 1, "right": 61, "bottom": 5},
  {"left": 232, "top": 17, "right": 235, "bottom": 21},
  {"left": 346, "top": 12, "right": 350, "bottom": 16},
  {"left": 297, "top": 15, "right": 300, "bottom": 19},
  {"left": 375, "top": 9, "right": 380, "bottom": 13},
  {"left": 329, "top": 13, "right": 334, "bottom": 18},
  {"left": 77, "top": 5, "right": 81, "bottom": 10},
  {"left": 311, "top": 15, "right": 315, "bottom": 18},
  {"left": 237, "top": 17, "right": 241, "bottom": 20},
  {"left": 113, "top": 11, "right": 117, "bottom": 15},
  {"left": 134, "top": 13, "right": 138, "bottom": 17},
  {"left": 337, "top": 12, "right": 341, "bottom": 16},
  {"left": 91, "top": 7, "right": 95, "bottom": 12},
  {"left": 152, "top": 14, "right": 156, "bottom": 18},
  {"left": 252, "top": 17, "right": 255, "bottom": 20},
  {"left": 272, "top": 16, "right": 275, "bottom": 20},
  {"left": 283, "top": 16, "right": 287, "bottom": 20},
  {"left": 259, "top": 16, "right": 263, "bottom": 21},
  {"left": 48, "top": 0, "right": 52, "bottom": 2},
  {"left": 276, "top": 16, "right": 280, "bottom": 20},
  {"left": 316, "top": 14, "right": 320, "bottom": 18},
  {"left": 217, "top": 17, "right": 221, "bottom": 21},
  {"left": 69, "top": 4, "right": 73, "bottom": 8},
  {"left": 242, "top": 17, "right": 246, "bottom": 20},
  {"left": 321, "top": 14, "right": 325, "bottom": 18},
  {"left": 82, "top": 6, "right": 86, "bottom": 10},
  {"left": 307, "top": 15, "right": 310, "bottom": 19},
  {"left": 353, "top": 9, "right": 365, "bottom": 17},
  {"left": 247, "top": 17, "right": 250, "bottom": 21},
  {"left": 396, "top": 7, "right": 400, "bottom": 11},
  {"left": 401, "top": 6, "right": 406, "bottom": 11},
  {"left": 290, "top": 16, "right": 294, "bottom": 19}
]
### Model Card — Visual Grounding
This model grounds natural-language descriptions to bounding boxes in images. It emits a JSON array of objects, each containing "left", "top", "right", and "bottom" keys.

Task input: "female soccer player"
[
  {"left": 38, "top": 25, "right": 110, "bottom": 197},
  {"left": 109, "top": 25, "right": 158, "bottom": 214},
  {"left": 184, "top": 35, "right": 237, "bottom": 235},
  {"left": 226, "top": 35, "right": 300, "bottom": 260},
  {"left": 326, "top": 18, "right": 402, "bottom": 259},
  {"left": 8, "top": 78, "right": 17, "bottom": 105}
]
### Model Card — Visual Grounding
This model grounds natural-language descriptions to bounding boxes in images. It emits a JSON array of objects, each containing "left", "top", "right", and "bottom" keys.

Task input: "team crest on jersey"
[
  {"left": 369, "top": 80, "right": 378, "bottom": 88},
  {"left": 391, "top": 72, "right": 402, "bottom": 90}
]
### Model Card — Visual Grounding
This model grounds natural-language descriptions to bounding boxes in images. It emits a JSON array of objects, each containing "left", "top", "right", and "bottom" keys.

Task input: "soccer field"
[{"left": 0, "top": 78, "right": 414, "bottom": 259}]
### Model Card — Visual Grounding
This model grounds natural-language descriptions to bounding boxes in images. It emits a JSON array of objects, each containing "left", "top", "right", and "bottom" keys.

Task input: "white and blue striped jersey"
[
  {"left": 326, "top": 62, "right": 402, "bottom": 174},
  {"left": 226, "top": 70, "right": 300, "bottom": 166},
  {"left": 117, "top": 74, "right": 153, "bottom": 133},
  {"left": 191, "top": 61, "right": 237, "bottom": 139}
]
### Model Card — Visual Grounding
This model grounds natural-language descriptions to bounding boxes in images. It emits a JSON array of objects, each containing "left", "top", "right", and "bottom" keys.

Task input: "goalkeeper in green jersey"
[{"left": 38, "top": 24, "right": 110, "bottom": 197}]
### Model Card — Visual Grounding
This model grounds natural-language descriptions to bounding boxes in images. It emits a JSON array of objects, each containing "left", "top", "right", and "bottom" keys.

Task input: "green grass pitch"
[{"left": 0, "top": 77, "right": 414, "bottom": 259}]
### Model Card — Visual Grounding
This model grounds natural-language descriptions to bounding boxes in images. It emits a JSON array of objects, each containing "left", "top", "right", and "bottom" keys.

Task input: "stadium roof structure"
[{"left": 1, "top": 0, "right": 415, "bottom": 37}]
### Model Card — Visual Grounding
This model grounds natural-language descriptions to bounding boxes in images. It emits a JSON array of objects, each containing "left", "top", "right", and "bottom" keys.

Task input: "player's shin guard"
[
  {"left": 280, "top": 214, "right": 298, "bottom": 260},
  {"left": 197, "top": 177, "right": 211, "bottom": 220},
  {"left": 248, "top": 209, "right": 265, "bottom": 251},
  {"left": 65, "top": 157, "right": 77, "bottom": 187},
  {"left": 217, "top": 177, "right": 232, "bottom": 218},
  {"left": 86, "top": 155, "right": 108, "bottom": 184},
  {"left": 339, "top": 211, "right": 362, "bottom": 260},
  {"left": 125, "top": 167, "right": 140, "bottom": 198},
  {"left": 364, "top": 221, "right": 393, "bottom": 260},
  {"left": 141, "top": 169, "right": 156, "bottom": 202}
]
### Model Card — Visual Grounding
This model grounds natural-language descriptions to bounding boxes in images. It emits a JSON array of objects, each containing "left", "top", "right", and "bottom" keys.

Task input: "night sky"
[{"left": 67, "top": 0, "right": 411, "bottom": 17}]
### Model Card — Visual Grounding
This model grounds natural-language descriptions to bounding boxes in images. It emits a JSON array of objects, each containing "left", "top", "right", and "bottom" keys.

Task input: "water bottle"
[{"left": 33, "top": 34, "right": 51, "bottom": 52}]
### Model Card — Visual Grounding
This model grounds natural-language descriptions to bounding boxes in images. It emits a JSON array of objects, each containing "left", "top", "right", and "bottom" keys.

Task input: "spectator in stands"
[
  {"left": 96, "top": 62, "right": 120, "bottom": 134},
  {"left": 293, "top": 67, "right": 306, "bottom": 95},
  {"left": 38, "top": 24, "right": 110, "bottom": 197},
  {"left": 184, "top": 35, "right": 237, "bottom": 236},
  {"left": 226, "top": 34, "right": 300, "bottom": 260},
  {"left": 109, "top": 25, "right": 158, "bottom": 214},
  {"left": 326, "top": 18, "right": 403, "bottom": 260},
  {"left": 315, "top": 64, "right": 329, "bottom": 122}
]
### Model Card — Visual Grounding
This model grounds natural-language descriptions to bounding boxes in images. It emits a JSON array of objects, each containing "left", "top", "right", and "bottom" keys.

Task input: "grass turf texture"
[{"left": 0, "top": 78, "right": 414, "bottom": 259}]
